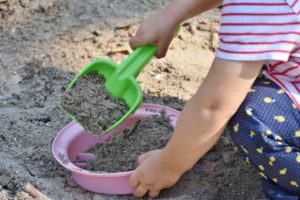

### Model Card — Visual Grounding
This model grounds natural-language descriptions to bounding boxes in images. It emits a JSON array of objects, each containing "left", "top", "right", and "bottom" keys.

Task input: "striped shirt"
[{"left": 216, "top": 0, "right": 300, "bottom": 109}]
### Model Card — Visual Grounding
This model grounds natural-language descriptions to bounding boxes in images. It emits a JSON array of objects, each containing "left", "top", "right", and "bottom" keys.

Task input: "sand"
[
  {"left": 60, "top": 73, "right": 128, "bottom": 135},
  {"left": 0, "top": 0, "right": 265, "bottom": 199},
  {"left": 85, "top": 112, "right": 173, "bottom": 172}
]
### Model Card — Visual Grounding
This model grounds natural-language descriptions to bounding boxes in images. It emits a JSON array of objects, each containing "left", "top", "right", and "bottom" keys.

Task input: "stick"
[{"left": 25, "top": 183, "right": 51, "bottom": 200}]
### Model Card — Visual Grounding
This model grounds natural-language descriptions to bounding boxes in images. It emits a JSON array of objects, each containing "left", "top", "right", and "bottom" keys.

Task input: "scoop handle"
[
  {"left": 118, "top": 45, "right": 157, "bottom": 79},
  {"left": 118, "top": 25, "right": 180, "bottom": 79}
]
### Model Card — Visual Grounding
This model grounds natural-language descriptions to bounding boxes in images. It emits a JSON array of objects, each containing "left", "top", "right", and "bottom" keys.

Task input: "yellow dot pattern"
[
  {"left": 256, "top": 147, "right": 263, "bottom": 154},
  {"left": 262, "top": 81, "right": 271, "bottom": 85},
  {"left": 259, "top": 172, "right": 267, "bottom": 179},
  {"left": 290, "top": 181, "right": 299, "bottom": 187},
  {"left": 233, "top": 124, "right": 239, "bottom": 133},
  {"left": 269, "top": 156, "right": 276, "bottom": 166},
  {"left": 250, "top": 131, "right": 256, "bottom": 137},
  {"left": 277, "top": 89, "right": 285, "bottom": 94},
  {"left": 246, "top": 158, "right": 250, "bottom": 164},
  {"left": 279, "top": 168, "right": 287, "bottom": 175},
  {"left": 277, "top": 141, "right": 283, "bottom": 145},
  {"left": 285, "top": 147, "right": 292, "bottom": 153},
  {"left": 227, "top": 75, "right": 300, "bottom": 193},
  {"left": 259, "top": 165, "right": 265, "bottom": 171},
  {"left": 272, "top": 178, "right": 278, "bottom": 183},
  {"left": 275, "top": 115, "right": 285, "bottom": 123},
  {"left": 246, "top": 108, "right": 253, "bottom": 116},
  {"left": 264, "top": 97, "right": 273, "bottom": 103},
  {"left": 241, "top": 146, "right": 248, "bottom": 154},
  {"left": 275, "top": 135, "right": 283, "bottom": 141},
  {"left": 296, "top": 155, "right": 300, "bottom": 163},
  {"left": 265, "top": 130, "right": 272, "bottom": 136},
  {"left": 248, "top": 88, "right": 255, "bottom": 93}
]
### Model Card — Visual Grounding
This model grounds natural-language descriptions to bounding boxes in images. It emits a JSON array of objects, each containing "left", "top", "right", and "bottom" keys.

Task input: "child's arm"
[
  {"left": 130, "top": 0, "right": 222, "bottom": 58},
  {"left": 129, "top": 58, "right": 263, "bottom": 198}
]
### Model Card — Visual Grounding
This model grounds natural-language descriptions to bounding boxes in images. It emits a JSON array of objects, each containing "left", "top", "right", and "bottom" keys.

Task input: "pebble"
[
  {"left": 0, "top": 190, "right": 9, "bottom": 200},
  {"left": 210, "top": 32, "right": 219, "bottom": 51},
  {"left": 93, "top": 195, "right": 107, "bottom": 200},
  {"left": 155, "top": 74, "right": 162, "bottom": 80},
  {"left": 65, "top": 178, "right": 78, "bottom": 188},
  {"left": 222, "top": 152, "right": 233, "bottom": 164}
]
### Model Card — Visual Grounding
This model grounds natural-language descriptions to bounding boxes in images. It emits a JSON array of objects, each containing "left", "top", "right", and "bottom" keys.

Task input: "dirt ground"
[{"left": 0, "top": 0, "right": 266, "bottom": 199}]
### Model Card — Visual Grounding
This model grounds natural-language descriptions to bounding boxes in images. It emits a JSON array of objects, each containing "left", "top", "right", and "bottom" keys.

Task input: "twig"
[
  {"left": 123, "top": 120, "right": 141, "bottom": 139},
  {"left": 25, "top": 183, "right": 51, "bottom": 200}
]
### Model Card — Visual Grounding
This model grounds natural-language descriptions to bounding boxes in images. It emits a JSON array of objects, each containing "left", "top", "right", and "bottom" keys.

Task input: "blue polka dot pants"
[{"left": 228, "top": 72, "right": 300, "bottom": 195}]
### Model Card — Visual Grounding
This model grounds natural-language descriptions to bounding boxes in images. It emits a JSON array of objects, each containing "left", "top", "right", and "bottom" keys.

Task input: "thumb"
[
  {"left": 156, "top": 35, "right": 173, "bottom": 58},
  {"left": 129, "top": 35, "right": 152, "bottom": 50},
  {"left": 137, "top": 152, "right": 150, "bottom": 165}
]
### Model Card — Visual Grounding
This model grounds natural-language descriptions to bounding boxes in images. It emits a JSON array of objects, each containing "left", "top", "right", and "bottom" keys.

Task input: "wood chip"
[
  {"left": 25, "top": 183, "right": 51, "bottom": 200},
  {"left": 109, "top": 46, "right": 130, "bottom": 54}
]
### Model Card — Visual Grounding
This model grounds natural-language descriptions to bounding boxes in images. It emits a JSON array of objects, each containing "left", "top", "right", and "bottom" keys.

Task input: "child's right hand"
[{"left": 129, "top": 11, "right": 178, "bottom": 58}]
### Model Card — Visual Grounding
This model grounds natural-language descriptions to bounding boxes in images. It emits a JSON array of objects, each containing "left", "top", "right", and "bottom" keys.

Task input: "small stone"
[
  {"left": 155, "top": 74, "right": 162, "bottom": 80},
  {"left": 38, "top": 1, "right": 59, "bottom": 13},
  {"left": 210, "top": 32, "right": 219, "bottom": 51},
  {"left": 0, "top": 190, "right": 9, "bottom": 200},
  {"left": 65, "top": 178, "right": 77, "bottom": 188},
  {"left": 92, "top": 195, "right": 107, "bottom": 200},
  {"left": 11, "top": 28, "right": 16, "bottom": 34},
  {"left": 198, "top": 19, "right": 210, "bottom": 24},
  {"left": 91, "top": 30, "right": 101, "bottom": 36},
  {"left": 14, "top": 191, "right": 34, "bottom": 200},
  {"left": 222, "top": 152, "right": 232, "bottom": 164}
]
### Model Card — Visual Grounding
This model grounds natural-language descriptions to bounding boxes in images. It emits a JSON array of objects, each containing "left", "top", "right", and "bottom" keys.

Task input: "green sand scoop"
[
  {"left": 61, "top": 45, "right": 157, "bottom": 133},
  {"left": 61, "top": 27, "right": 180, "bottom": 134}
]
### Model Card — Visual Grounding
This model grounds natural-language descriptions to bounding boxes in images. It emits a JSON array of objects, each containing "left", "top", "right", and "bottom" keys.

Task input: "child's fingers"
[
  {"left": 128, "top": 171, "right": 140, "bottom": 188},
  {"left": 129, "top": 36, "right": 141, "bottom": 50},
  {"left": 129, "top": 34, "right": 155, "bottom": 50},
  {"left": 133, "top": 184, "right": 148, "bottom": 197},
  {"left": 137, "top": 152, "right": 150, "bottom": 165},
  {"left": 148, "top": 189, "right": 160, "bottom": 198},
  {"left": 156, "top": 35, "right": 173, "bottom": 58}
]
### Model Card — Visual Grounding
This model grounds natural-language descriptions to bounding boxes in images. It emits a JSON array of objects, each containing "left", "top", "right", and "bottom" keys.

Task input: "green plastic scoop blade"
[{"left": 61, "top": 45, "right": 157, "bottom": 133}]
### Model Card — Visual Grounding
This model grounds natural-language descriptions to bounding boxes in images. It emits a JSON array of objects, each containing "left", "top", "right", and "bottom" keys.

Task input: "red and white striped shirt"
[{"left": 216, "top": 0, "right": 300, "bottom": 109}]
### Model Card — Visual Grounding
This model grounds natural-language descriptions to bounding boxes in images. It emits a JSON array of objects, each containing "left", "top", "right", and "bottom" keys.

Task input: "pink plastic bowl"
[{"left": 52, "top": 103, "right": 180, "bottom": 195}]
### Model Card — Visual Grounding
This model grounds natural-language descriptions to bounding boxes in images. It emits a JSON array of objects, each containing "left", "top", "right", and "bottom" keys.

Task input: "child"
[{"left": 128, "top": 0, "right": 300, "bottom": 199}]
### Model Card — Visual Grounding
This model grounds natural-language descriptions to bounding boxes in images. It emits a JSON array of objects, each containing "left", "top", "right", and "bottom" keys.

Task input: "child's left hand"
[{"left": 128, "top": 149, "right": 183, "bottom": 198}]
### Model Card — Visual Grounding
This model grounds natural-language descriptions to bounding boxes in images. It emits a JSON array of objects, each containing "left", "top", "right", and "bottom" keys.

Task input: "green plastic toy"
[
  {"left": 61, "top": 26, "right": 180, "bottom": 134},
  {"left": 61, "top": 45, "right": 156, "bottom": 133}
]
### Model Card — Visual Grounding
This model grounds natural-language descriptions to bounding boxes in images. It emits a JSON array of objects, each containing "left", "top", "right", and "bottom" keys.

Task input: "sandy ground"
[{"left": 0, "top": 0, "right": 266, "bottom": 199}]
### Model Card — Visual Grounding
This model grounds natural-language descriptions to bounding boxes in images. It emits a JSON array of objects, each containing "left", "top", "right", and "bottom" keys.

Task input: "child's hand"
[
  {"left": 130, "top": 0, "right": 222, "bottom": 58},
  {"left": 129, "top": 11, "right": 178, "bottom": 58},
  {"left": 129, "top": 149, "right": 183, "bottom": 198}
]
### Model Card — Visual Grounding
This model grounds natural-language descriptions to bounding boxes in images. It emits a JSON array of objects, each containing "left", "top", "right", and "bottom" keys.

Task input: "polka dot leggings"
[{"left": 228, "top": 72, "right": 300, "bottom": 196}]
